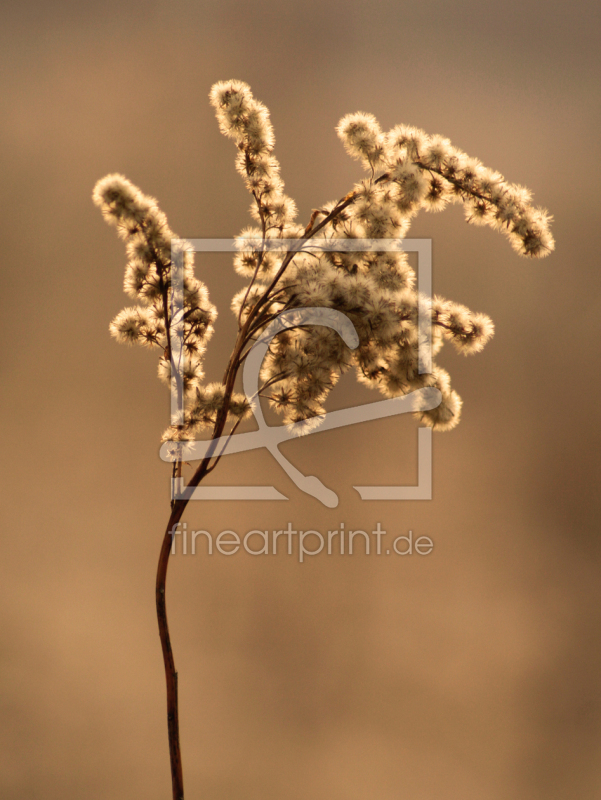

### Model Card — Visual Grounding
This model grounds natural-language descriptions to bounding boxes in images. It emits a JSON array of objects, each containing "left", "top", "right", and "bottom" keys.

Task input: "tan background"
[{"left": 1, "top": 1, "right": 600, "bottom": 798}]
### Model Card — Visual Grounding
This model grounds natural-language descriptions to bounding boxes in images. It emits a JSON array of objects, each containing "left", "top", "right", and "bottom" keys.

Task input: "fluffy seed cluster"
[
  {"left": 209, "top": 80, "right": 300, "bottom": 240},
  {"left": 211, "top": 81, "right": 554, "bottom": 432},
  {"left": 97, "top": 82, "right": 554, "bottom": 445},
  {"left": 93, "top": 174, "right": 249, "bottom": 441}
]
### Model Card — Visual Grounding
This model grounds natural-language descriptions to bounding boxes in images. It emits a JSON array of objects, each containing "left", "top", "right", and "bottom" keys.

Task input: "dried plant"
[{"left": 94, "top": 79, "right": 553, "bottom": 799}]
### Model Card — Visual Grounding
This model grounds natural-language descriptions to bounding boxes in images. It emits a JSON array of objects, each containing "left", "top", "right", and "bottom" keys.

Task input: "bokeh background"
[{"left": 1, "top": 1, "right": 600, "bottom": 798}]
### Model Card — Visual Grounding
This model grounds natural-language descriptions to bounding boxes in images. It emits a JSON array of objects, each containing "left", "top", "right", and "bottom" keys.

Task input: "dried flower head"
[
  {"left": 210, "top": 81, "right": 553, "bottom": 433},
  {"left": 95, "top": 83, "right": 554, "bottom": 445},
  {"left": 93, "top": 174, "right": 217, "bottom": 430}
]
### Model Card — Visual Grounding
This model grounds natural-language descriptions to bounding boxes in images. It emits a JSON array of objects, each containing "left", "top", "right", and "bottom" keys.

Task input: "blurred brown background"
[{"left": 1, "top": 1, "right": 600, "bottom": 798}]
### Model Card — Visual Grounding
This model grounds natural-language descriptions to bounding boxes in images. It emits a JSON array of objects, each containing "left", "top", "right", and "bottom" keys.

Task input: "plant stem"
[
  {"left": 156, "top": 452, "right": 217, "bottom": 799},
  {"left": 156, "top": 500, "right": 187, "bottom": 800},
  {"left": 155, "top": 187, "right": 358, "bottom": 797},
  {"left": 155, "top": 315, "right": 253, "bottom": 799}
]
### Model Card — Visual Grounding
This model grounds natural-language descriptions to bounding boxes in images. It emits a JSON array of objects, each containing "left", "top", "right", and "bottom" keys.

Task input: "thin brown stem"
[
  {"left": 156, "top": 500, "right": 186, "bottom": 800},
  {"left": 156, "top": 190, "right": 358, "bottom": 799},
  {"left": 237, "top": 191, "right": 268, "bottom": 327}
]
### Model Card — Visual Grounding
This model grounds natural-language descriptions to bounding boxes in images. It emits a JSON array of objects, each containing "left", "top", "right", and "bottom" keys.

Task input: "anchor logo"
[{"left": 160, "top": 307, "right": 441, "bottom": 507}]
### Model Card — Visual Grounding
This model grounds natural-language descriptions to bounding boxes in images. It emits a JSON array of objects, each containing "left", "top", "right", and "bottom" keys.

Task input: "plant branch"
[{"left": 156, "top": 189, "right": 361, "bottom": 800}]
